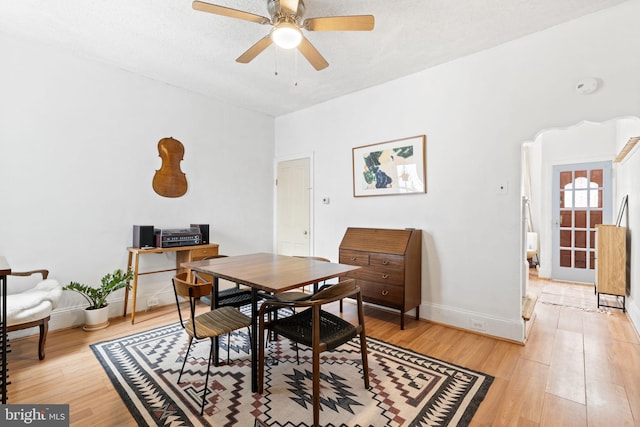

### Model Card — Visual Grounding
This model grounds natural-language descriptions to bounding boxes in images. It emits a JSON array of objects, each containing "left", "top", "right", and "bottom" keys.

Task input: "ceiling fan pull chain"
[{"left": 294, "top": 49, "right": 298, "bottom": 87}]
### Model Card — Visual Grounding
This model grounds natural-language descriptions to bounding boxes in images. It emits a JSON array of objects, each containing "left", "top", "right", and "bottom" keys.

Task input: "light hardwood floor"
[{"left": 6, "top": 273, "right": 640, "bottom": 426}]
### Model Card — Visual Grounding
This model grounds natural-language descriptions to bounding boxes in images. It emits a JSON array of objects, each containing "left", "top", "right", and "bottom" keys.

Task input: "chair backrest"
[
  {"left": 172, "top": 272, "right": 213, "bottom": 330},
  {"left": 173, "top": 272, "right": 212, "bottom": 299},
  {"left": 309, "top": 278, "right": 358, "bottom": 304}
]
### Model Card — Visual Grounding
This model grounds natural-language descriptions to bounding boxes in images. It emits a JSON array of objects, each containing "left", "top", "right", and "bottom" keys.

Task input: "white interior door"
[
  {"left": 276, "top": 157, "right": 311, "bottom": 256},
  {"left": 551, "top": 161, "right": 612, "bottom": 283}
]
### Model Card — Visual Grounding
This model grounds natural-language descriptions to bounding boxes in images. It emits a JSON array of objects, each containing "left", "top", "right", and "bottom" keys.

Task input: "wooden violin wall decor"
[{"left": 152, "top": 137, "right": 188, "bottom": 198}]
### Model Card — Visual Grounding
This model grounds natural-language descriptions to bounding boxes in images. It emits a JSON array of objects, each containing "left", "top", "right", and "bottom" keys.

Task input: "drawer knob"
[
  {"left": 350, "top": 256, "right": 357, "bottom": 261},
  {"left": 381, "top": 290, "right": 389, "bottom": 296},
  {"left": 382, "top": 259, "right": 389, "bottom": 265},
  {"left": 382, "top": 274, "right": 389, "bottom": 279}
]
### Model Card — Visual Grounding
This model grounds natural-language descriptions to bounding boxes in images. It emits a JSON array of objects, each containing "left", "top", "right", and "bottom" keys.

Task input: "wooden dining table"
[{"left": 181, "top": 252, "right": 361, "bottom": 392}]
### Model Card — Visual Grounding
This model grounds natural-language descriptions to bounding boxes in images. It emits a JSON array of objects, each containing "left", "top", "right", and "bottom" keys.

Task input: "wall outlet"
[
  {"left": 470, "top": 319, "right": 486, "bottom": 331},
  {"left": 148, "top": 296, "right": 159, "bottom": 307}
]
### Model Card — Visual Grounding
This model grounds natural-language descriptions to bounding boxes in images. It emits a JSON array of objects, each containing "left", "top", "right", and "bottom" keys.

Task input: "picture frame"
[{"left": 352, "top": 135, "right": 426, "bottom": 197}]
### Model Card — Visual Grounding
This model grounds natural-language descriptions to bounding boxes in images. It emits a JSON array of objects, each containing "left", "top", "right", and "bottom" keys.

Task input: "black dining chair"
[
  {"left": 257, "top": 278, "right": 369, "bottom": 427},
  {"left": 195, "top": 255, "right": 255, "bottom": 310}
]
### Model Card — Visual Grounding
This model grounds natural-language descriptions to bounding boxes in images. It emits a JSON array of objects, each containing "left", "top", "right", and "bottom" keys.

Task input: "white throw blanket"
[{"left": 6, "top": 279, "right": 62, "bottom": 325}]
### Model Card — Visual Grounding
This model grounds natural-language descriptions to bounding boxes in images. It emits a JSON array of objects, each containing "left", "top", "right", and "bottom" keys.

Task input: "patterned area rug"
[{"left": 91, "top": 323, "right": 493, "bottom": 426}]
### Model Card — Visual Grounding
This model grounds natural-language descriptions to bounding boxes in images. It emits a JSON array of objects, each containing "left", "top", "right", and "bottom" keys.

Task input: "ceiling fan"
[{"left": 192, "top": 0, "right": 375, "bottom": 71}]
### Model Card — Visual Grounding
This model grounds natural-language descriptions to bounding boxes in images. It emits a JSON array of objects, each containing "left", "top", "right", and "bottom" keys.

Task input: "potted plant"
[{"left": 64, "top": 268, "right": 134, "bottom": 331}]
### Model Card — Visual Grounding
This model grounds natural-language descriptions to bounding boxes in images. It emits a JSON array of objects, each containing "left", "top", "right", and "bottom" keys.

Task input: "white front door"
[
  {"left": 551, "top": 161, "right": 612, "bottom": 283},
  {"left": 276, "top": 157, "right": 311, "bottom": 256}
]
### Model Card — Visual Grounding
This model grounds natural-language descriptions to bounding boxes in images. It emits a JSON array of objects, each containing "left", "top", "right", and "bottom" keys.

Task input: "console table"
[{"left": 124, "top": 244, "right": 219, "bottom": 323}]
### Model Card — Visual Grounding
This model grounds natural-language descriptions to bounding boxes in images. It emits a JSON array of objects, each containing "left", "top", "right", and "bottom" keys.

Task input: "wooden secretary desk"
[{"left": 339, "top": 227, "right": 422, "bottom": 329}]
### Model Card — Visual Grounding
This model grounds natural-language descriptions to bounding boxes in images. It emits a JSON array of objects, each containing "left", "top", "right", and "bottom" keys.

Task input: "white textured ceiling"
[{"left": 0, "top": 0, "right": 629, "bottom": 116}]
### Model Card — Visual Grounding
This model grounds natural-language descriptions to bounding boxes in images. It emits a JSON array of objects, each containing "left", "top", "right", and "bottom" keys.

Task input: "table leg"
[
  {"left": 212, "top": 277, "right": 219, "bottom": 366},
  {"left": 251, "top": 287, "right": 258, "bottom": 393},
  {"left": 130, "top": 253, "right": 140, "bottom": 324}
]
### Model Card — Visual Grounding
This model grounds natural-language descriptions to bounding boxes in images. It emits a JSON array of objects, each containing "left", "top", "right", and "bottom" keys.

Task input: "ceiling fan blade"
[
  {"left": 192, "top": 1, "right": 270, "bottom": 25},
  {"left": 279, "top": 0, "right": 300, "bottom": 15},
  {"left": 297, "top": 36, "right": 329, "bottom": 71},
  {"left": 236, "top": 35, "right": 273, "bottom": 63},
  {"left": 304, "top": 15, "right": 375, "bottom": 31}
]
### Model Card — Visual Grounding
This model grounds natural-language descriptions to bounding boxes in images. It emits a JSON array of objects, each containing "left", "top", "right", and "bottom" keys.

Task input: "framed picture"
[{"left": 352, "top": 135, "right": 426, "bottom": 197}]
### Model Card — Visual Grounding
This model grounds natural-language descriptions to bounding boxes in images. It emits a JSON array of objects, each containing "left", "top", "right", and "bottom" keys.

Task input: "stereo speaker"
[
  {"left": 190, "top": 224, "right": 209, "bottom": 244},
  {"left": 133, "top": 225, "right": 155, "bottom": 248}
]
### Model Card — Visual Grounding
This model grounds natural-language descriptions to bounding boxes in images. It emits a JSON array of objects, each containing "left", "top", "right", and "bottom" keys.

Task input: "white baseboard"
[
  {"left": 419, "top": 302, "right": 525, "bottom": 343},
  {"left": 10, "top": 289, "right": 180, "bottom": 340},
  {"left": 626, "top": 296, "right": 640, "bottom": 339}
]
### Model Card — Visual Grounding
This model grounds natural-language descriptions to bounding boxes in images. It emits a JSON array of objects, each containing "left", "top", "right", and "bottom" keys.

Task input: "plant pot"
[{"left": 83, "top": 306, "right": 110, "bottom": 331}]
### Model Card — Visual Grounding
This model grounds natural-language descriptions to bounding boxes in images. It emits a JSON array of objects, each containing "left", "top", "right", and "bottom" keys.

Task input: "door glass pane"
[
  {"left": 590, "top": 211, "right": 602, "bottom": 227},
  {"left": 560, "top": 171, "right": 572, "bottom": 188},
  {"left": 594, "top": 189, "right": 603, "bottom": 208},
  {"left": 575, "top": 230, "right": 587, "bottom": 248},
  {"left": 590, "top": 231, "right": 596, "bottom": 248},
  {"left": 575, "top": 251, "right": 586, "bottom": 269},
  {"left": 560, "top": 230, "right": 572, "bottom": 247},
  {"left": 574, "top": 188, "right": 588, "bottom": 207},
  {"left": 589, "top": 251, "right": 595, "bottom": 270},
  {"left": 575, "top": 170, "right": 587, "bottom": 179},
  {"left": 560, "top": 250, "right": 572, "bottom": 267},
  {"left": 575, "top": 211, "right": 587, "bottom": 228},
  {"left": 590, "top": 169, "right": 603, "bottom": 187},
  {"left": 560, "top": 210, "right": 572, "bottom": 227}
]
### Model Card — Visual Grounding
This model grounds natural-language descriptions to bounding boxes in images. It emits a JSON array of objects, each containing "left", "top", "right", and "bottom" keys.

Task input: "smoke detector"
[{"left": 576, "top": 78, "right": 599, "bottom": 95}]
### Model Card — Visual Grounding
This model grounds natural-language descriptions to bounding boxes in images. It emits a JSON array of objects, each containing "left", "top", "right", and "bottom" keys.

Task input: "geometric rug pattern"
[{"left": 91, "top": 322, "right": 493, "bottom": 426}]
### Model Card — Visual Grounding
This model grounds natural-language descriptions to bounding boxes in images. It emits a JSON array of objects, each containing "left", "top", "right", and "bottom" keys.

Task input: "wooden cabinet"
[
  {"left": 339, "top": 227, "right": 421, "bottom": 329},
  {"left": 595, "top": 224, "right": 626, "bottom": 311}
]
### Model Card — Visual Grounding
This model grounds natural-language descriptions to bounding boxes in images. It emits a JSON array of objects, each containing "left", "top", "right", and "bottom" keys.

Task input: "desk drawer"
[
  {"left": 358, "top": 280, "right": 403, "bottom": 308},
  {"left": 339, "top": 250, "right": 370, "bottom": 266},
  {"left": 347, "top": 266, "right": 404, "bottom": 286},
  {"left": 190, "top": 247, "right": 218, "bottom": 260},
  {"left": 371, "top": 253, "right": 405, "bottom": 270}
]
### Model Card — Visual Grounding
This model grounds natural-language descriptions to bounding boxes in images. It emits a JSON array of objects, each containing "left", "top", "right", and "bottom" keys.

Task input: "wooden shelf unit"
[
  {"left": 595, "top": 224, "right": 626, "bottom": 312},
  {"left": 339, "top": 227, "right": 422, "bottom": 329}
]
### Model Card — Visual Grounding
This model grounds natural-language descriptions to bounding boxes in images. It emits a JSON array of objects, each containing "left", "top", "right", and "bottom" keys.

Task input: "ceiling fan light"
[{"left": 271, "top": 23, "right": 302, "bottom": 49}]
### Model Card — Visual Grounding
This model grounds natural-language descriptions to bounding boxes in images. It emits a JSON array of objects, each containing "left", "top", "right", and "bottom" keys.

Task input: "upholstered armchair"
[{"left": 6, "top": 269, "right": 62, "bottom": 360}]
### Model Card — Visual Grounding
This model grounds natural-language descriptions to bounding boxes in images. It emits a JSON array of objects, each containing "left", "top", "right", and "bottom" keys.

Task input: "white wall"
[
  {"left": 614, "top": 118, "right": 640, "bottom": 334},
  {"left": 274, "top": 1, "right": 640, "bottom": 341},
  {"left": 0, "top": 33, "right": 275, "bottom": 332}
]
